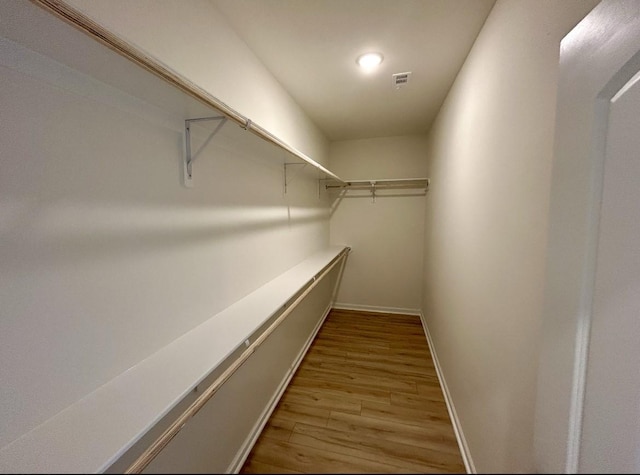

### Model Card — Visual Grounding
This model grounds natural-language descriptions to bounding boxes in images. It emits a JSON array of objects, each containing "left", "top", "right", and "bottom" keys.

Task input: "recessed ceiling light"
[{"left": 356, "top": 52, "right": 383, "bottom": 72}]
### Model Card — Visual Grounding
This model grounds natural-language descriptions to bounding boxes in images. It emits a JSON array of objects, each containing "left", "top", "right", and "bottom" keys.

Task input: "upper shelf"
[{"left": 14, "top": 0, "right": 345, "bottom": 186}]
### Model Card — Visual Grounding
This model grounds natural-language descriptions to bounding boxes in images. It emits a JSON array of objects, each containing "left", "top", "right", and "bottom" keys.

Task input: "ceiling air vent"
[{"left": 392, "top": 71, "right": 411, "bottom": 89}]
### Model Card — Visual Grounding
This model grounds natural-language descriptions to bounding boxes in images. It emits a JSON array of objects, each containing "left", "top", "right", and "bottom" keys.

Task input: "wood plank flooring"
[{"left": 240, "top": 309, "right": 465, "bottom": 474}]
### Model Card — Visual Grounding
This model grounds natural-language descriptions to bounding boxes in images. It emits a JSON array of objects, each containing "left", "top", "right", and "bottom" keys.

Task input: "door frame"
[{"left": 535, "top": 0, "right": 640, "bottom": 472}]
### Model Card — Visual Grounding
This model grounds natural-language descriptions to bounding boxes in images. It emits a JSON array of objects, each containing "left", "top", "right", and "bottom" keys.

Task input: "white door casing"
[
  {"left": 580, "top": 58, "right": 640, "bottom": 474},
  {"left": 535, "top": 1, "right": 640, "bottom": 473}
]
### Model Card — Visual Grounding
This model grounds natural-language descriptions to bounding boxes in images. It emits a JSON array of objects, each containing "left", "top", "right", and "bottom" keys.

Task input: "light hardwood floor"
[{"left": 240, "top": 309, "right": 466, "bottom": 474}]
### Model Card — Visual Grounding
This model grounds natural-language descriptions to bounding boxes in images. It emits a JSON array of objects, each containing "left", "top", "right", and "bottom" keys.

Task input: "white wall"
[
  {"left": 0, "top": 0, "right": 331, "bottom": 454},
  {"left": 421, "top": 0, "right": 599, "bottom": 472},
  {"left": 329, "top": 135, "right": 427, "bottom": 313}
]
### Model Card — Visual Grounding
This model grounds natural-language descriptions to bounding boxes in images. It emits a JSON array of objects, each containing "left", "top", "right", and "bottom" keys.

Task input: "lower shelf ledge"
[{"left": 0, "top": 245, "right": 349, "bottom": 474}]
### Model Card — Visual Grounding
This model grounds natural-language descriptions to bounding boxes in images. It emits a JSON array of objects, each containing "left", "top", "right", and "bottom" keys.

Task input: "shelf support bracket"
[
  {"left": 184, "top": 116, "right": 227, "bottom": 187},
  {"left": 283, "top": 163, "right": 308, "bottom": 194}
]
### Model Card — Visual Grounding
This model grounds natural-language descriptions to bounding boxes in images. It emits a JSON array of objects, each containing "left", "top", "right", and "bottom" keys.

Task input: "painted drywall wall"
[
  {"left": 0, "top": 0, "right": 331, "bottom": 455},
  {"left": 329, "top": 136, "right": 427, "bottom": 313},
  {"left": 421, "top": 0, "right": 599, "bottom": 472},
  {"left": 64, "top": 0, "right": 329, "bottom": 165}
]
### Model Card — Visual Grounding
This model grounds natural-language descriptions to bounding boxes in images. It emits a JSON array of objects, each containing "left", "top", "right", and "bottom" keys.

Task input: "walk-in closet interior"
[{"left": 3, "top": 0, "right": 630, "bottom": 473}]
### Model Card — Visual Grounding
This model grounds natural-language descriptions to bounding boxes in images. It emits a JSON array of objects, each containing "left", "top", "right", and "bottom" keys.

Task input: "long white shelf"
[
  {"left": 2, "top": 0, "right": 345, "bottom": 187},
  {"left": 39, "top": 0, "right": 347, "bottom": 185},
  {"left": 0, "top": 245, "right": 349, "bottom": 474}
]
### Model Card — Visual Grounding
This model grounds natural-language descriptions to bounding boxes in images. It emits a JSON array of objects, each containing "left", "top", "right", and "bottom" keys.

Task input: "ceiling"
[{"left": 212, "top": 0, "right": 496, "bottom": 142}]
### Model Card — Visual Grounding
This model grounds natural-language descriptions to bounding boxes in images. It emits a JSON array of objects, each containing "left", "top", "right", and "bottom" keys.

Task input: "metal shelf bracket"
[
  {"left": 283, "top": 163, "right": 308, "bottom": 194},
  {"left": 183, "top": 116, "right": 227, "bottom": 187}
]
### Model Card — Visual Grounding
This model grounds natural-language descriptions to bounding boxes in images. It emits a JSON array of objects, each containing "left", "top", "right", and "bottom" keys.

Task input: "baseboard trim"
[
  {"left": 228, "top": 303, "right": 332, "bottom": 473},
  {"left": 332, "top": 302, "right": 421, "bottom": 316},
  {"left": 419, "top": 312, "right": 475, "bottom": 474}
]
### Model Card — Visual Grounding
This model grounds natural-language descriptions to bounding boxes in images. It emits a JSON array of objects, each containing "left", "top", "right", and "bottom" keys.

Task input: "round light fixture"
[{"left": 356, "top": 52, "right": 383, "bottom": 72}]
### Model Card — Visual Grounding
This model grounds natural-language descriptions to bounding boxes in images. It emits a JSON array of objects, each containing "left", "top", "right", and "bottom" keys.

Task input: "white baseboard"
[
  {"left": 419, "top": 312, "right": 475, "bottom": 474},
  {"left": 228, "top": 303, "right": 332, "bottom": 473},
  {"left": 332, "top": 302, "right": 421, "bottom": 316}
]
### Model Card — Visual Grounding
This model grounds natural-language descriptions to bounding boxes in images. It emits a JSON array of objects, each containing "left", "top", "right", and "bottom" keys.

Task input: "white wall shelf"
[
  {"left": 0, "top": 246, "right": 350, "bottom": 473},
  {"left": 21, "top": 0, "right": 346, "bottom": 190}
]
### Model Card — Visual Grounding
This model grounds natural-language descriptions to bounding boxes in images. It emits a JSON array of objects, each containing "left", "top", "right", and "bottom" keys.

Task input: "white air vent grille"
[{"left": 392, "top": 71, "right": 412, "bottom": 89}]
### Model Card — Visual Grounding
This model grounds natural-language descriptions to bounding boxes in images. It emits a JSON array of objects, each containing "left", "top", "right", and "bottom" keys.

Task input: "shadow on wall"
[{"left": 2, "top": 202, "right": 329, "bottom": 272}]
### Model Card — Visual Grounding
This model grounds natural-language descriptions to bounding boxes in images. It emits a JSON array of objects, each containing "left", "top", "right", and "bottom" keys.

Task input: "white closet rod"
[{"left": 33, "top": 0, "right": 346, "bottom": 185}]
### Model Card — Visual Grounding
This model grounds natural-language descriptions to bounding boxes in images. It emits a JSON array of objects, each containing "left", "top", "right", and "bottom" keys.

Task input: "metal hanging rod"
[
  {"left": 324, "top": 178, "right": 429, "bottom": 203},
  {"left": 324, "top": 177, "right": 430, "bottom": 190},
  {"left": 33, "top": 0, "right": 346, "bottom": 187}
]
